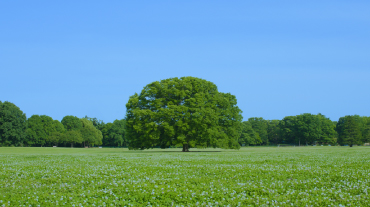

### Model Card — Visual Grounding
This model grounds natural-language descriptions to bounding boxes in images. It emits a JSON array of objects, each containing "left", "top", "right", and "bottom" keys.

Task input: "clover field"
[{"left": 0, "top": 147, "right": 369, "bottom": 206}]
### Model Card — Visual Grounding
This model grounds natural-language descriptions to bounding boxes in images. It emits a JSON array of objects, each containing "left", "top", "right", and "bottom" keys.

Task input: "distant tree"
[
  {"left": 84, "top": 116, "right": 105, "bottom": 130},
  {"left": 362, "top": 117, "right": 370, "bottom": 143},
  {"left": 101, "top": 123, "right": 114, "bottom": 146},
  {"left": 316, "top": 114, "right": 337, "bottom": 145},
  {"left": 279, "top": 116, "right": 298, "bottom": 145},
  {"left": 101, "top": 119, "right": 126, "bottom": 147},
  {"left": 337, "top": 115, "right": 362, "bottom": 147},
  {"left": 80, "top": 118, "right": 103, "bottom": 147},
  {"left": 336, "top": 116, "right": 346, "bottom": 145},
  {"left": 0, "top": 101, "right": 27, "bottom": 146},
  {"left": 62, "top": 130, "right": 83, "bottom": 148},
  {"left": 239, "top": 121, "right": 262, "bottom": 146},
  {"left": 125, "top": 77, "right": 242, "bottom": 151},
  {"left": 248, "top": 117, "right": 268, "bottom": 145},
  {"left": 332, "top": 120, "right": 338, "bottom": 141},
  {"left": 26, "top": 115, "right": 45, "bottom": 146},
  {"left": 61, "top": 115, "right": 83, "bottom": 147},
  {"left": 61, "top": 116, "right": 83, "bottom": 131},
  {"left": 26, "top": 115, "right": 65, "bottom": 146},
  {"left": 295, "top": 113, "right": 321, "bottom": 145},
  {"left": 279, "top": 114, "right": 337, "bottom": 145},
  {"left": 267, "top": 120, "right": 280, "bottom": 145},
  {"left": 356, "top": 116, "right": 370, "bottom": 143},
  {"left": 52, "top": 120, "right": 65, "bottom": 134},
  {"left": 44, "top": 120, "right": 65, "bottom": 146},
  {"left": 48, "top": 131, "right": 64, "bottom": 146}
]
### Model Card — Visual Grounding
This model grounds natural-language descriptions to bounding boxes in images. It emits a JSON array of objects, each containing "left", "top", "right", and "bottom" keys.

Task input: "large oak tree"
[{"left": 125, "top": 77, "right": 242, "bottom": 151}]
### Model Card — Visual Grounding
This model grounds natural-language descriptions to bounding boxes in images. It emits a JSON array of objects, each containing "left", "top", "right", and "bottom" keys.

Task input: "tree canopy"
[
  {"left": 267, "top": 120, "right": 281, "bottom": 145},
  {"left": 80, "top": 118, "right": 103, "bottom": 147},
  {"left": 336, "top": 115, "right": 363, "bottom": 147},
  {"left": 101, "top": 119, "right": 126, "bottom": 147},
  {"left": 125, "top": 77, "right": 243, "bottom": 151},
  {"left": 59, "top": 116, "right": 103, "bottom": 147},
  {"left": 2, "top": 84, "right": 370, "bottom": 148},
  {"left": 239, "top": 121, "right": 261, "bottom": 146},
  {"left": 61, "top": 115, "right": 83, "bottom": 147},
  {"left": 248, "top": 117, "right": 268, "bottom": 145},
  {"left": 0, "top": 101, "right": 27, "bottom": 146},
  {"left": 26, "top": 115, "right": 65, "bottom": 146},
  {"left": 61, "top": 115, "right": 83, "bottom": 131}
]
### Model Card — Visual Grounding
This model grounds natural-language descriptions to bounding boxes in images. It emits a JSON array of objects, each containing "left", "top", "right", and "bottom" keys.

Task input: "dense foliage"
[
  {"left": 235, "top": 113, "right": 370, "bottom": 147},
  {"left": 0, "top": 147, "right": 369, "bottom": 206},
  {"left": 238, "top": 121, "right": 261, "bottom": 146},
  {"left": 336, "top": 115, "right": 364, "bottom": 147},
  {"left": 1, "top": 76, "right": 369, "bottom": 148},
  {"left": 101, "top": 119, "right": 126, "bottom": 147},
  {"left": 1, "top": 98, "right": 369, "bottom": 148},
  {"left": 0, "top": 101, "right": 27, "bottom": 146},
  {"left": 279, "top": 113, "right": 337, "bottom": 145},
  {"left": 1, "top": 100, "right": 369, "bottom": 147},
  {"left": 26, "top": 115, "right": 64, "bottom": 146},
  {"left": 125, "top": 77, "right": 243, "bottom": 151}
]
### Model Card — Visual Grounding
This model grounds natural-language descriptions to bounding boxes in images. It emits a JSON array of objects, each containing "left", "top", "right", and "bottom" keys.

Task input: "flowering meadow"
[{"left": 0, "top": 147, "right": 369, "bottom": 206}]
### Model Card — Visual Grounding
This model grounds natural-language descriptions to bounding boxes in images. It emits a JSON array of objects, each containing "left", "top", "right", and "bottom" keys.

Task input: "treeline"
[
  {"left": 1, "top": 101, "right": 369, "bottom": 147},
  {"left": 239, "top": 113, "right": 370, "bottom": 147},
  {"left": 0, "top": 101, "right": 126, "bottom": 147}
]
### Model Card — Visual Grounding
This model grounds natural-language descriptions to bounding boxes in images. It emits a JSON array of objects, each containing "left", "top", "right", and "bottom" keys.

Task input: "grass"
[{"left": 0, "top": 146, "right": 369, "bottom": 206}]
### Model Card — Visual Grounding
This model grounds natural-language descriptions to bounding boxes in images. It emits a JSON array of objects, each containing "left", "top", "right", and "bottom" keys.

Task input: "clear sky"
[{"left": 1, "top": 1, "right": 369, "bottom": 123}]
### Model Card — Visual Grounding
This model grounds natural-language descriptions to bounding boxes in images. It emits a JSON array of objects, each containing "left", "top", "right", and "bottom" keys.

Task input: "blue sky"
[{"left": 1, "top": 1, "right": 369, "bottom": 123}]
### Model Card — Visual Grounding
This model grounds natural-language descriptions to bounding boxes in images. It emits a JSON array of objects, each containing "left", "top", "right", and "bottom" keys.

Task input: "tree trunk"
[
  {"left": 350, "top": 144, "right": 353, "bottom": 147},
  {"left": 182, "top": 144, "right": 189, "bottom": 152},
  {"left": 71, "top": 143, "right": 73, "bottom": 148}
]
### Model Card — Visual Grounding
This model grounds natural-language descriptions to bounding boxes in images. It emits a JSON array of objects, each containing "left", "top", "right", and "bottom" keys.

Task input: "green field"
[{"left": 0, "top": 147, "right": 369, "bottom": 206}]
